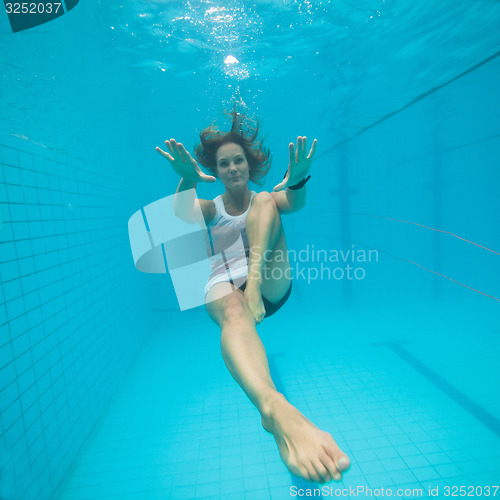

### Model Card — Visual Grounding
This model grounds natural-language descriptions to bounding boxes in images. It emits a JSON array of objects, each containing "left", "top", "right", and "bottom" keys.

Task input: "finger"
[
  {"left": 295, "top": 137, "right": 301, "bottom": 162},
  {"left": 170, "top": 139, "right": 185, "bottom": 161},
  {"left": 301, "top": 136, "right": 307, "bottom": 161},
  {"left": 307, "top": 139, "right": 318, "bottom": 160},
  {"left": 200, "top": 173, "right": 217, "bottom": 183},
  {"left": 165, "top": 141, "right": 178, "bottom": 158},
  {"left": 155, "top": 147, "right": 174, "bottom": 162},
  {"left": 273, "top": 180, "right": 287, "bottom": 192},
  {"left": 164, "top": 140, "right": 176, "bottom": 157},
  {"left": 258, "top": 309, "right": 265, "bottom": 324},
  {"left": 176, "top": 142, "right": 189, "bottom": 162},
  {"left": 289, "top": 142, "right": 295, "bottom": 165},
  {"left": 170, "top": 138, "right": 185, "bottom": 159}
]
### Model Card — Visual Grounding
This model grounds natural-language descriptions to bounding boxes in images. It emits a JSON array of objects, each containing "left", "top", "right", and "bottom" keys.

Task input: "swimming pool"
[{"left": 1, "top": 1, "right": 499, "bottom": 499}]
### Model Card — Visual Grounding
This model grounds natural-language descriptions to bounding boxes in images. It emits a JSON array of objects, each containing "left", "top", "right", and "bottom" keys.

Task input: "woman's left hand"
[{"left": 273, "top": 136, "right": 317, "bottom": 192}]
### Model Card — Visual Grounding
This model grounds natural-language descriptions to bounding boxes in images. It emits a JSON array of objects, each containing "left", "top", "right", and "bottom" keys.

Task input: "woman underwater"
[{"left": 156, "top": 111, "right": 351, "bottom": 484}]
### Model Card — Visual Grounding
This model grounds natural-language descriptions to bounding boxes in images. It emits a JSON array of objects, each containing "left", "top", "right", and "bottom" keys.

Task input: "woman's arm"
[
  {"left": 174, "top": 177, "right": 215, "bottom": 225},
  {"left": 156, "top": 139, "right": 216, "bottom": 225},
  {"left": 271, "top": 136, "right": 316, "bottom": 214},
  {"left": 271, "top": 187, "right": 306, "bottom": 214}
]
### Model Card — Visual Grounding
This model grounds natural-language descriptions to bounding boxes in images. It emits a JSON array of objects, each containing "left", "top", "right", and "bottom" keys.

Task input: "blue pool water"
[{"left": 1, "top": 1, "right": 500, "bottom": 499}]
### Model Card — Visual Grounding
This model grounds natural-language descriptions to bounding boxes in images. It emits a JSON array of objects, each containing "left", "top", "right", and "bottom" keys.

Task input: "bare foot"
[
  {"left": 243, "top": 281, "right": 266, "bottom": 324},
  {"left": 261, "top": 394, "right": 350, "bottom": 483}
]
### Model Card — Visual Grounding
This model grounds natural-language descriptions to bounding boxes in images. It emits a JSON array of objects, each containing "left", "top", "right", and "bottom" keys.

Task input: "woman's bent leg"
[{"left": 245, "top": 192, "right": 291, "bottom": 323}]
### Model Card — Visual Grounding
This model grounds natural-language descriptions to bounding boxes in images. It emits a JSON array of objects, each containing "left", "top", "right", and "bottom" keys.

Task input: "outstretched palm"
[
  {"left": 156, "top": 139, "right": 216, "bottom": 183},
  {"left": 273, "top": 136, "right": 317, "bottom": 192}
]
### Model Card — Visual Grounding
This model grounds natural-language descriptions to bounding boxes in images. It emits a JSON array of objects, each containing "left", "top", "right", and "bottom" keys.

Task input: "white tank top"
[{"left": 205, "top": 191, "right": 256, "bottom": 294}]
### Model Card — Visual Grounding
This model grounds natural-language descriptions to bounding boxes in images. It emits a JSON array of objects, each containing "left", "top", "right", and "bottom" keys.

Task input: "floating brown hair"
[{"left": 194, "top": 109, "right": 271, "bottom": 185}]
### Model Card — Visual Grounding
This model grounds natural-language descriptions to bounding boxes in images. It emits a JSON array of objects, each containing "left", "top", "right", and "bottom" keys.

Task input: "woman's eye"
[{"left": 235, "top": 158, "right": 242, "bottom": 164}]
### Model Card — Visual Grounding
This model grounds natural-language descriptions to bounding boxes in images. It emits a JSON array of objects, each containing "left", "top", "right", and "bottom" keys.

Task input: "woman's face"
[{"left": 215, "top": 143, "right": 250, "bottom": 189}]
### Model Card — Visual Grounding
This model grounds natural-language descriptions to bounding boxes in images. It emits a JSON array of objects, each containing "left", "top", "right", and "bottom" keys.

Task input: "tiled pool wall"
[{"left": 0, "top": 135, "right": 160, "bottom": 500}]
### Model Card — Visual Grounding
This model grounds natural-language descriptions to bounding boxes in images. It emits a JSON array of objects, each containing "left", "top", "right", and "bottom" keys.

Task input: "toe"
[
  {"left": 332, "top": 470, "right": 342, "bottom": 481},
  {"left": 312, "top": 459, "right": 331, "bottom": 483},
  {"left": 289, "top": 461, "right": 310, "bottom": 482},
  {"left": 306, "top": 463, "right": 323, "bottom": 483},
  {"left": 319, "top": 453, "right": 337, "bottom": 482},
  {"left": 336, "top": 455, "right": 350, "bottom": 472},
  {"left": 323, "top": 434, "right": 350, "bottom": 473},
  {"left": 298, "top": 464, "right": 314, "bottom": 482}
]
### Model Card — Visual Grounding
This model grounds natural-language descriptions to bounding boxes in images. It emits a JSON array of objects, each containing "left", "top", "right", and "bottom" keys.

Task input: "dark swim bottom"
[{"left": 238, "top": 281, "right": 293, "bottom": 318}]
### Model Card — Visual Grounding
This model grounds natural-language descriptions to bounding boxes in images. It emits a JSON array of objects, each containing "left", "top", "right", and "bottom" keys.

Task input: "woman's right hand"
[{"left": 156, "top": 139, "right": 216, "bottom": 183}]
